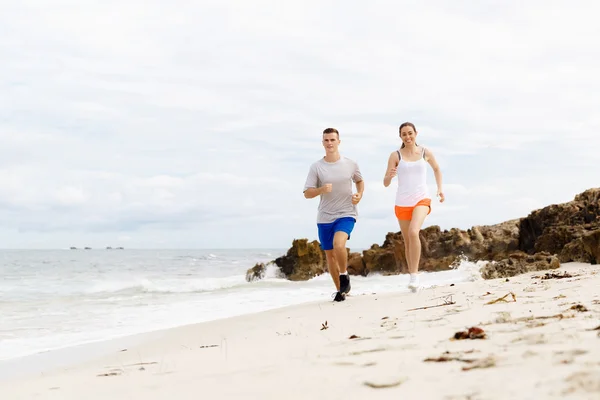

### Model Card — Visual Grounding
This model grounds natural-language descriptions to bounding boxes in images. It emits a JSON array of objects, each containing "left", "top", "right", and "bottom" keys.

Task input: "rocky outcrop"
[
  {"left": 361, "top": 219, "right": 521, "bottom": 275},
  {"left": 246, "top": 188, "right": 600, "bottom": 281},
  {"left": 272, "top": 239, "right": 327, "bottom": 281},
  {"left": 347, "top": 252, "right": 367, "bottom": 276},
  {"left": 246, "top": 263, "right": 267, "bottom": 282},
  {"left": 582, "top": 230, "right": 600, "bottom": 265},
  {"left": 519, "top": 188, "right": 600, "bottom": 264},
  {"left": 480, "top": 251, "right": 560, "bottom": 280}
]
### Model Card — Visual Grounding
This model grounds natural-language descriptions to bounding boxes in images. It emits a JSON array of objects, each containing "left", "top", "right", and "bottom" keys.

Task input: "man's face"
[{"left": 322, "top": 132, "right": 340, "bottom": 153}]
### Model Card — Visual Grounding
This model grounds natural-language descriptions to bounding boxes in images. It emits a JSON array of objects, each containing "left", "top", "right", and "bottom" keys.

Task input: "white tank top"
[{"left": 395, "top": 146, "right": 429, "bottom": 206}]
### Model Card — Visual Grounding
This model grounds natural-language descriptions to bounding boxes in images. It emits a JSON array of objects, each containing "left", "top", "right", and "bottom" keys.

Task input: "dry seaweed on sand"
[
  {"left": 461, "top": 356, "right": 496, "bottom": 371},
  {"left": 424, "top": 351, "right": 477, "bottom": 364},
  {"left": 519, "top": 313, "right": 572, "bottom": 322},
  {"left": 407, "top": 295, "right": 455, "bottom": 311},
  {"left": 453, "top": 327, "right": 487, "bottom": 340},
  {"left": 363, "top": 378, "right": 406, "bottom": 389},
  {"left": 97, "top": 369, "right": 123, "bottom": 377},
  {"left": 485, "top": 292, "right": 517, "bottom": 305},
  {"left": 570, "top": 304, "right": 589, "bottom": 312},
  {"left": 540, "top": 271, "right": 574, "bottom": 280},
  {"left": 425, "top": 351, "right": 496, "bottom": 371}
]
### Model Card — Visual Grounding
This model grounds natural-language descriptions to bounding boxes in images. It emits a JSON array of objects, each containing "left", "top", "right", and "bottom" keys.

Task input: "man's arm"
[
  {"left": 303, "top": 163, "right": 323, "bottom": 199},
  {"left": 351, "top": 160, "right": 365, "bottom": 205},
  {"left": 355, "top": 180, "right": 364, "bottom": 195},
  {"left": 304, "top": 186, "right": 324, "bottom": 199},
  {"left": 351, "top": 180, "right": 364, "bottom": 205}
]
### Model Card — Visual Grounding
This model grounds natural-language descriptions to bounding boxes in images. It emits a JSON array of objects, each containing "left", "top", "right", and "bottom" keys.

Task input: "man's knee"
[
  {"left": 333, "top": 237, "right": 348, "bottom": 250},
  {"left": 325, "top": 250, "right": 336, "bottom": 261},
  {"left": 332, "top": 231, "right": 348, "bottom": 249},
  {"left": 333, "top": 242, "right": 346, "bottom": 253}
]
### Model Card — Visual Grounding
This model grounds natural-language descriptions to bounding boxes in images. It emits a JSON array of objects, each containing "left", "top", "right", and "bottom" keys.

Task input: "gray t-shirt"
[{"left": 303, "top": 156, "right": 363, "bottom": 224}]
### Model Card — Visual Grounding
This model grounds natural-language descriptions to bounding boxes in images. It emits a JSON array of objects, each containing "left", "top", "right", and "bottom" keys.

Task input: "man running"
[{"left": 303, "top": 128, "right": 364, "bottom": 302}]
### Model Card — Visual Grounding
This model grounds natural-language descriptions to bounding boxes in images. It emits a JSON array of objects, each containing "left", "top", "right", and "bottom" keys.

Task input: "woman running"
[{"left": 383, "top": 122, "right": 445, "bottom": 291}]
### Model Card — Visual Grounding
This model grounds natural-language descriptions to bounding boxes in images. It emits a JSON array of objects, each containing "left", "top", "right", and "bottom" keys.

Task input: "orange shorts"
[{"left": 394, "top": 198, "right": 432, "bottom": 221}]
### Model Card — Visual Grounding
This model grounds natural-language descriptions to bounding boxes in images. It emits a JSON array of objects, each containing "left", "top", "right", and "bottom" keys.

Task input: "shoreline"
[
  {"left": 0, "top": 263, "right": 479, "bottom": 366},
  {"left": 0, "top": 297, "right": 326, "bottom": 382},
  {"left": 2, "top": 262, "right": 600, "bottom": 399}
]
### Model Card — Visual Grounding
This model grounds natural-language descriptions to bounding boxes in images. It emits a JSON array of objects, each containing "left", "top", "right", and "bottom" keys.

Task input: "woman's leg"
[
  {"left": 398, "top": 219, "right": 411, "bottom": 272},
  {"left": 406, "top": 205, "right": 430, "bottom": 274}
]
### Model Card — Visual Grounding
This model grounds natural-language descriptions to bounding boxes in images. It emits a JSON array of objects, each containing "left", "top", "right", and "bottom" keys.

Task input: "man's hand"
[
  {"left": 321, "top": 183, "right": 332, "bottom": 194},
  {"left": 351, "top": 192, "right": 362, "bottom": 205}
]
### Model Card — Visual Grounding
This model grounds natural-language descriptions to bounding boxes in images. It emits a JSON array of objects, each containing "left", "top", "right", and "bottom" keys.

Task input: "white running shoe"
[{"left": 408, "top": 274, "right": 420, "bottom": 293}]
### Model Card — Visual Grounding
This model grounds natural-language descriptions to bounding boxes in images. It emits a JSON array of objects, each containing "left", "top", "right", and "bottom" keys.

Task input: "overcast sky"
[{"left": 1, "top": 0, "right": 599, "bottom": 250}]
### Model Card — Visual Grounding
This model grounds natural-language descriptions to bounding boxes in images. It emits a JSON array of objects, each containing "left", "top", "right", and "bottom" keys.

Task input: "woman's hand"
[
  {"left": 387, "top": 166, "right": 397, "bottom": 179},
  {"left": 437, "top": 189, "right": 445, "bottom": 203}
]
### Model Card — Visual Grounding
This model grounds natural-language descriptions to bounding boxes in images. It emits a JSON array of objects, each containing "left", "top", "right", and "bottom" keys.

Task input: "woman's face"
[{"left": 400, "top": 126, "right": 417, "bottom": 146}]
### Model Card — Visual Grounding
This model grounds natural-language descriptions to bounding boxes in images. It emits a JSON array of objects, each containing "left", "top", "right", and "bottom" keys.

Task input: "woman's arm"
[
  {"left": 383, "top": 152, "right": 399, "bottom": 187},
  {"left": 425, "top": 148, "right": 445, "bottom": 202}
]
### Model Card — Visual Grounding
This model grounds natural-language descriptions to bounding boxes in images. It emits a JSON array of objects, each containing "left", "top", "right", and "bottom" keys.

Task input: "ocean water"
[{"left": 0, "top": 249, "right": 485, "bottom": 362}]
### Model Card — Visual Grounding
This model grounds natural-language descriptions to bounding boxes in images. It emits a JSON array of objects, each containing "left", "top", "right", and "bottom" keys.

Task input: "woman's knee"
[{"left": 407, "top": 227, "right": 421, "bottom": 240}]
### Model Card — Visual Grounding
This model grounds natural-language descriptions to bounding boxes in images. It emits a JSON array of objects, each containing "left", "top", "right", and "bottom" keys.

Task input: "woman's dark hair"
[{"left": 399, "top": 122, "right": 417, "bottom": 148}]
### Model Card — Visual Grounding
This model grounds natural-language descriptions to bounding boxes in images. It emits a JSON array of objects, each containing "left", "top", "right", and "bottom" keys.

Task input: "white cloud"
[
  {"left": 53, "top": 186, "right": 88, "bottom": 206},
  {"left": 0, "top": 0, "right": 599, "bottom": 248}
]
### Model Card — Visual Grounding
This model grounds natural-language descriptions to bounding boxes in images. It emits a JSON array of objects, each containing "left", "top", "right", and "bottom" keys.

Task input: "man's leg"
[
  {"left": 333, "top": 231, "right": 349, "bottom": 274},
  {"left": 324, "top": 250, "right": 340, "bottom": 291},
  {"left": 332, "top": 217, "right": 355, "bottom": 294},
  {"left": 318, "top": 221, "right": 342, "bottom": 295},
  {"left": 333, "top": 231, "right": 351, "bottom": 294}
]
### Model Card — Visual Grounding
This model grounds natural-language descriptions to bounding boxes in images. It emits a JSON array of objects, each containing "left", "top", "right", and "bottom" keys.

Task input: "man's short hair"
[{"left": 322, "top": 128, "right": 339, "bottom": 137}]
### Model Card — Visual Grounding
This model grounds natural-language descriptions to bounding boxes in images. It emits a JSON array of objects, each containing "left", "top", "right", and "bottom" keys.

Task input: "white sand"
[{"left": 2, "top": 262, "right": 600, "bottom": 400}]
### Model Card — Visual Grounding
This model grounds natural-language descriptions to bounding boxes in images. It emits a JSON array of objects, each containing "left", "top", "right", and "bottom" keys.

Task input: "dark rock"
[
  {"left": 582, "top": 230, "right": 600, "bottom": 265},
  {"left": 273, "top": 239, "right": 326, "bottom": 281},
  {"left": 246, "top": 263, "right": 267, "bottom": 282},
  {"left": 347, "top": 252, "right": 367, "bottom": 276},
  {"left": 519, "top": 188, "right": 600, "bottom": 263},
  {"left": 480, "top": 251, "right": 560, "bottom": 279},
  {"left": 360, "top": 220, "right": 520, "bottom": 275}
]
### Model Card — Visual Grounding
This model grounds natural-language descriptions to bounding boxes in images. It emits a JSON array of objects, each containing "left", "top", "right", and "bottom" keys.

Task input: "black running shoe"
[
  {"left": 332, "top": 291, "right": 346, "bottom": 302},
  {"left": 339, "top": 274, "right": 351, "bottom": 294}
]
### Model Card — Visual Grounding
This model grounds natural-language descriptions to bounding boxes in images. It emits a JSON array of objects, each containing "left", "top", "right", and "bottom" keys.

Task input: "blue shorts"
[{"left": 317, "top": 217, "right": 356, "bottom": 251}]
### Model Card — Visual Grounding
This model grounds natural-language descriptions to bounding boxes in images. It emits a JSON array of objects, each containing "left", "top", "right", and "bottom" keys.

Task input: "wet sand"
[{"left": 2, "top": 262, "right": 599, "bottom": 399}]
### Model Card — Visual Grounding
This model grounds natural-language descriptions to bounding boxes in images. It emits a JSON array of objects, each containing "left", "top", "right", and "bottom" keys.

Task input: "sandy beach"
[{"left": 2, "top": 262, "right": 600, "bottom": 400}]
